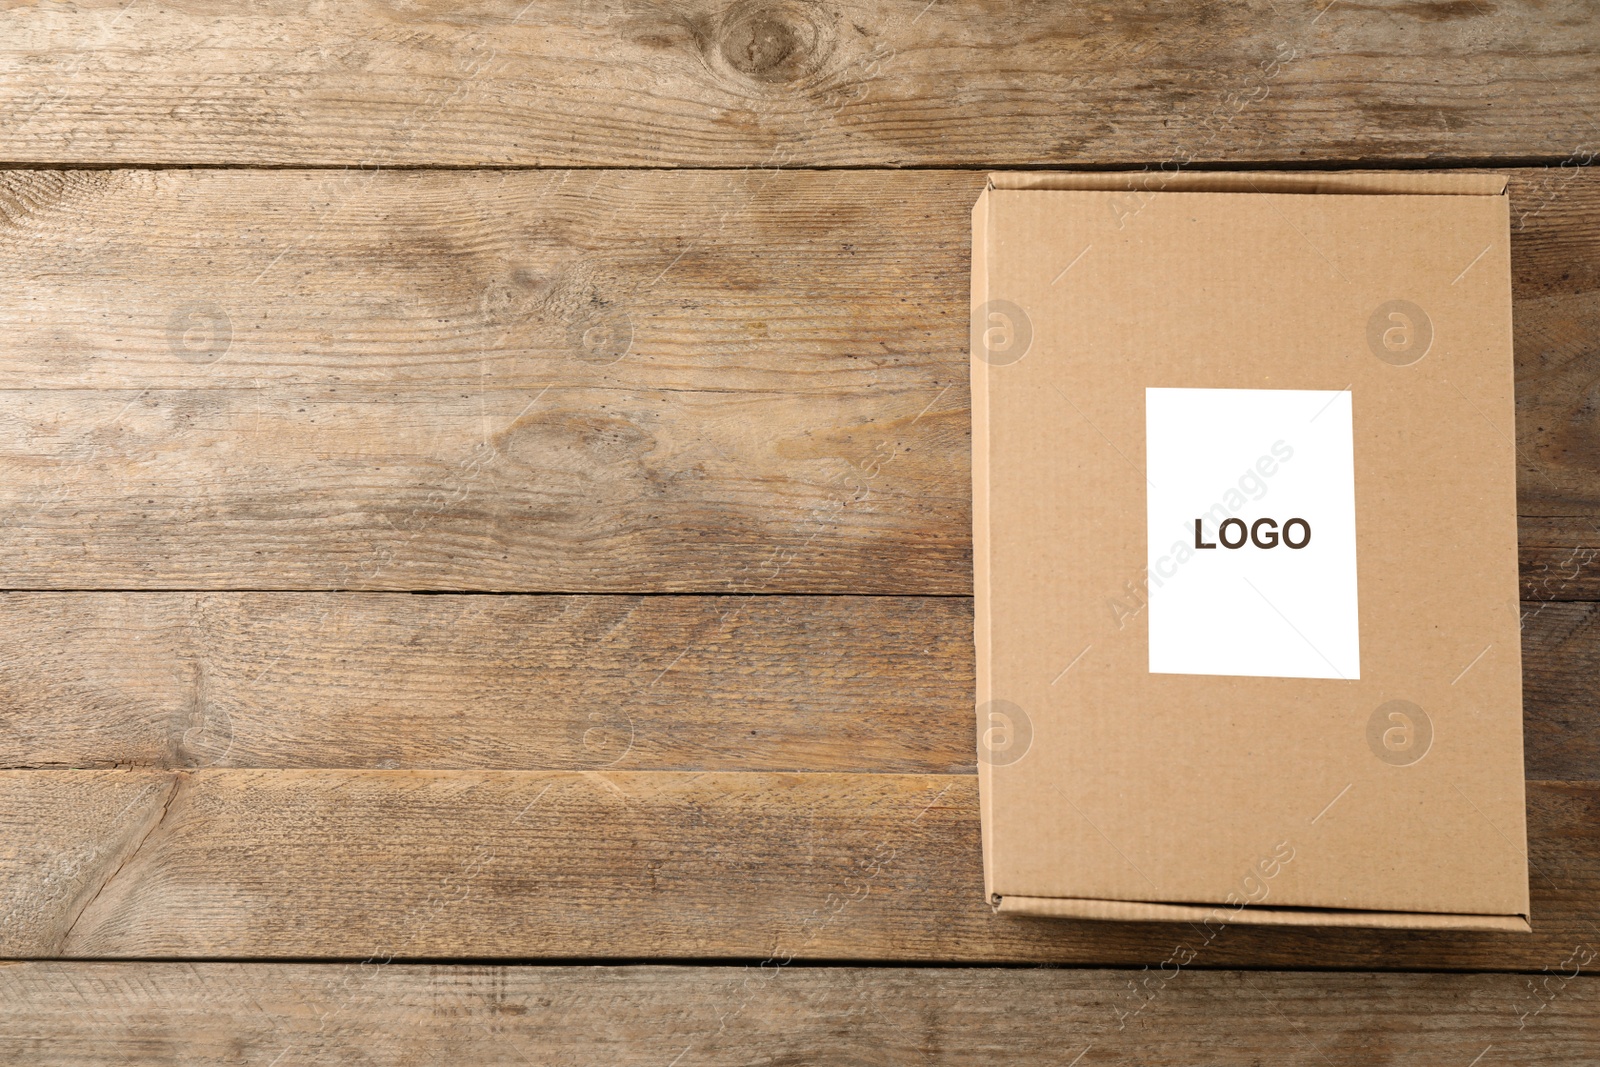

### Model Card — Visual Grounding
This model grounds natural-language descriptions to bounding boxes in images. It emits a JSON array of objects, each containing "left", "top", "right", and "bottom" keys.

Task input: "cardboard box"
[{"left": 971, "top": 171, "right": 1529, "bottom": 931}]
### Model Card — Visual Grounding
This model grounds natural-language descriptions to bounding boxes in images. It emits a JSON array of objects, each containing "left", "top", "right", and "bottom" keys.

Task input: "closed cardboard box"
[{"left": 971, "top": 171, "right": 1529, "bottom": 931}]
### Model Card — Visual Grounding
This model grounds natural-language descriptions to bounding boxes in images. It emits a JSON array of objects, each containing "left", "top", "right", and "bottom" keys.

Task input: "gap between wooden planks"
[
  {"left": 1, "top": 963, "right": 1596, "bottom": 1066},
  {"left": 0, "top": 168, "right": 1596, "bottom": 592},
  {"left": 1, "top": 0, "right": 1596, "bottom": 167}
]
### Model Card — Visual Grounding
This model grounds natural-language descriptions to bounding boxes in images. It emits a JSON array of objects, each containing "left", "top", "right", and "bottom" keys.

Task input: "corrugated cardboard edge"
[
  {"left": 996, "top": 895, "right": 1531, "bottom": 933},
  {"left": 1489, "top": 188, "right": 1536, "bottom": 930},
  {"left": 971, "top": 169, "right": 1521, "bottom": 930},
  {"left": 971, "top": 185, "right": 997, "bottom": 904},
  {"left": 986, "top": 170, "right": 1507, "bottom": 196}
]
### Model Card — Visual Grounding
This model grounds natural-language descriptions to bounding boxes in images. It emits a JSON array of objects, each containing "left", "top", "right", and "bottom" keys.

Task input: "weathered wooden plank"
[
  {"left": 0, "top": 771, "right": 178, "bottom": 956},
  {"left": 0, "top": 592, "right": 1594, "bottom": 781},
  {"left": 1, "top": 962, "right": 1595, "bottom": 1066},
  {"left": 1523, "top": 600, "right": 1600, "bottom": 783},
  {"left": 2, "top": 0, "right": 1597, "bottom": 167},
  {"left": 1, "top": 168, "right": 1596, "bottom": 592},
  {"left": 2, "top": 770, "right": 1593, "bottom": 968},
  {"left": 0, "top": 167, "right": 975, "bottom": 592},
  {"left": 1521, "top": 518, "right": 1600, "bottom": 602},
  {"left": 0, "top": 593, "right": 974, "bottom": 774}
]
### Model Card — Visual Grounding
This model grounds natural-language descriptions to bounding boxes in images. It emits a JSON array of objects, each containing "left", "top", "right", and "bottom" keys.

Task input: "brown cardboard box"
[{"left": 971, "top": 171, "right": 1530, "bottom": 931}]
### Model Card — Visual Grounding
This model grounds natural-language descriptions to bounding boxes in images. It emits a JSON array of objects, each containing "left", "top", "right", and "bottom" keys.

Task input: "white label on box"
[{"left": 1145, "top": 387, "right": 1360, "bottom": 680}]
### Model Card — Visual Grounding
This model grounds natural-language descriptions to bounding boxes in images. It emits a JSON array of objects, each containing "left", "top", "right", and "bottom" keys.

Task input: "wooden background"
[{"left": 2, "top": 1, "right": 1599, "bottom": 1062}]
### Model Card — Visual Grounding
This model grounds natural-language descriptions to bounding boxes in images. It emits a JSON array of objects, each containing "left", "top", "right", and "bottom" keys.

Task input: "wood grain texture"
[
  {"left": 1522, "top": 517, "right": 1600, "bottom": 603},
  {"left": 2, "top": 962, "right": 1596, "bottom": 1066},
  {"left": 1521, "top": 518, "right": 1600, "bottom": 602},
  {"left": 0, "top": 167, "right": 1598, "bottom": 591},
  {"left": 3, "top": 0, "right": 1599, "bottom": 167},
  {"left": 2, "top": 770, "right": 1594, "bottom": 967},
  {"left": 1522, "top": 600, "right": 1600, "bottom": 782},
  {"left": 0, "top": 592, "right": 973, "bottom": 774},
  {"left": 0, "top": 167, "right": 975, "bottom": 592},
  {"left": 0, "top": 591, "right": 1593, "bottom": 781}
]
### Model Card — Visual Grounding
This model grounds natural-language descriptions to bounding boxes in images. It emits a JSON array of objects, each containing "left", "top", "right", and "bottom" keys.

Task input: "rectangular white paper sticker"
[{"left": 1145, "top": 387, "right": 1360, "bottom": 680}]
